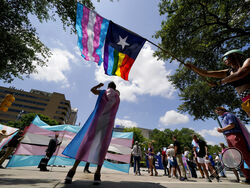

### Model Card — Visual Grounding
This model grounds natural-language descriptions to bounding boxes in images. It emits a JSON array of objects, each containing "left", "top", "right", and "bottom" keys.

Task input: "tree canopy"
[
  {"left": 154, "top": 0, "right": 250, "bottom": 122},
  {"left": 0, "top": 0, "right": 93, "bottom": 83},
  {"left": 123, "top": 127, "right": 145, "bottom": 145},
  {"left": 7, "top": 113, "right": 59, "bottom": 130}
]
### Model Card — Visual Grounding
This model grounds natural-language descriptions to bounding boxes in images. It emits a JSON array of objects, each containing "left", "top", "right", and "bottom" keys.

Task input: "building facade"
[{"left": 0, "top": 86, "right": 76, "bottom": 124}]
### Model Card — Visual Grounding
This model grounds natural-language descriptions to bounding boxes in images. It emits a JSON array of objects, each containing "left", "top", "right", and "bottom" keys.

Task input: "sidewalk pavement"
[{"left": 0, "top": 164, "right": 249, "bottom": 188}]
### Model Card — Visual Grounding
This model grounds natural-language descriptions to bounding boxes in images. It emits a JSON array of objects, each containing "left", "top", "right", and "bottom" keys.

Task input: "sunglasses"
[{"left": 223, "top": 55, "right": 229, "bottom": 62}]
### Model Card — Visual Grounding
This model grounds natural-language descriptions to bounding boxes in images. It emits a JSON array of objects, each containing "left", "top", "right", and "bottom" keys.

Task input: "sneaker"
[
  {"left": 206, "top": 178, "right": 212, "bottom": 182},
  {"left": 64, "top": 169, "right": 75, "bottom": 184},
  {"left": 40, "top": 168, "right": 49, "bottom": 171},
  {"left": 180, "top": 177, "right": 185, "bottom": 181},
  {"left": 84, "top": 169, "right": 91, "bottom": 173},
  {"left": 93, "top": 173, "right": 101, "bottom": 185},
  {"left": 216, "top": 177, "right": 220, "bottom": 182}
]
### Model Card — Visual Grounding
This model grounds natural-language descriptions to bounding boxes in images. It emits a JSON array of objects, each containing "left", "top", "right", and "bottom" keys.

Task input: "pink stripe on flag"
[
  {"left": 105, "top": 153, "right": 131, "bottom": 163},
  {"left": 15, "top": 143, "right": 68, "bottom": 158},
  {"left": 110, "top": 138, "right": 132, "bottom": 147},
  {"left": 81, "top": 6, "right": 90, "bottom": 60},
  {"left": 15, "top": 143, "right": 47, "bottom": 155},
  {"left": 92, "top": 14, "right": 102, "bottom": 62},
  {"left": 27, "top": 124, "right": 55, "bottom": 136}
]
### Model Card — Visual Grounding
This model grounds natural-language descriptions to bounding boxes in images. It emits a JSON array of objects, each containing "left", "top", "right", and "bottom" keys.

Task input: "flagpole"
[{"left": 145, "top": 39, "right": 186, "bottom": 65}]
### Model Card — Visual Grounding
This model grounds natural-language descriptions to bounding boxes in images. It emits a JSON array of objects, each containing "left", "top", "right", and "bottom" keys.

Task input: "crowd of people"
[{"left": 131, "top": 131, "right": 248, "bottom": 183}]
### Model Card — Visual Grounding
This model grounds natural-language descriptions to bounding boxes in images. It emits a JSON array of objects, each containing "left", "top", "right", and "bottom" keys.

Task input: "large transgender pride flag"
[
  {"left": 6, "top": 115, "right": 133, "bottom": 173},
  {"left": 76, "top": 2, "right": 109, "bottom": 65}
]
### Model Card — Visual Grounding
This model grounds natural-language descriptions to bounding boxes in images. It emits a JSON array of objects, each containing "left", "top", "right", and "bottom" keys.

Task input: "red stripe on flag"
[{"left": 120, "top": 55, "right": 135, "bottom": 80}]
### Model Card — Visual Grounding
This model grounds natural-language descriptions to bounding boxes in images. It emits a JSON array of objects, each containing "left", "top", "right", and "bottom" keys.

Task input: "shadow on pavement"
[
  {"left": 0, "top": 178, "right": 57, "bottom": 186},
  {"left": 57, "top": 180, "right": 167, "bottom": 188}
]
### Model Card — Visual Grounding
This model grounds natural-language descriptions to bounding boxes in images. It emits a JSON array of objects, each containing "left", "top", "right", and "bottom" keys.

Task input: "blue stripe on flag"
[
  {"left": 107, "top": 46, "right": 114, "bottom": 75},
  {"left": 103, "top": 160, "right": 130, "bottom": 173},
  {"left": 76, "top": 3, "right": 84, "bottom": 56},
  {"left": 32, "top": 115, "right": 48, "bottom": 127},
  {"left": 96, "top": 17, "right": 109, "bottom": 65},
  {"left": 112, "top": 132, "right": 133, "bottom": 139}
]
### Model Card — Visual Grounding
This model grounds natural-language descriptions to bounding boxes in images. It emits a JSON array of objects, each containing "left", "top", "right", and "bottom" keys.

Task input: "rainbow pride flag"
[
  {"left": 76, "top": 3, "right": 109, "bottom": 65},
  {"left": 104, "top": 22, "right": 146, "bottom": 80}
]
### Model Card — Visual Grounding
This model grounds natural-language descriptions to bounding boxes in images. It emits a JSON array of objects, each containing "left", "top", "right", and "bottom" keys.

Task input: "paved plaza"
[{"left": 0, "top": 163, "right": 249, "bottom": 188}]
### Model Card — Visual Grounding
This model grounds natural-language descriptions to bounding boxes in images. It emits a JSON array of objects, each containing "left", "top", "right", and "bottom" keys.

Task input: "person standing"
[
  {"left": 184, "top": 147, "right": 196, "bottom": 178},
  {"left": 185, "top": 49, "right": 250, "bottom": 117},
  {"left": 38, "top": 133, "right": 61, "bottom": 171},
  {"left": 167, "top": 144, "right": 177, "bottom": 178},
  {"left": 192, "top": 134, "right": 212, "bottom": 182},
  {"left": 172, "top": 135, "right": 187, "bottom": 181},
  {"left": 147, "top": 142, "right": 158, "bottom": 176},
  {"left": 63, "top": 82, "right": 120, "bottom": 185},
  {"left": 0, "top": 130, "right": 23, "bottom": 168},
  {"left": 131, "top": 141, "right": 142, "bottom": 175},
  {"left": 215, "top": 106, "right": 250, "bottom": 184},
  {"left": 161, "top": 147, "right": 169, "bottom": 176}
]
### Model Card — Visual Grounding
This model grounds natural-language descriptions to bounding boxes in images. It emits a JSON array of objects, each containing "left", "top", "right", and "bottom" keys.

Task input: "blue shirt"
[{"left": 221, "top": 112, "right": 241, "bottom": 135}]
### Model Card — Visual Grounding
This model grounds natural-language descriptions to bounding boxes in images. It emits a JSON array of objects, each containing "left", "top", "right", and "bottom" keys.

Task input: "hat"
[
  {"left": 222, "top": 49, "right": 244, "bottom": 62},
  {"left": 135, "top": 141, "right": 138, "bottom": 144},
  {"left": 169, "top": 144, "right": 174, "bottom": 148}
]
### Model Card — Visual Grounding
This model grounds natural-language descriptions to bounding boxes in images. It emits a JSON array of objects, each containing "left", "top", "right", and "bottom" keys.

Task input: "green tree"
[
  {"left": 0, "top": 0, "right": 93, "bottom": 83},
  {"left": 7, "top": 113, "right": 59, "bottom": 130},
  {"left": 154, "top": 0, "right": 250, "bottom": 122},
  {"left": 123, "top": 127, "right": 145, "bottom": 145},
  {"left": 207, "top": 144, "right": 221, "bottom": 155}
]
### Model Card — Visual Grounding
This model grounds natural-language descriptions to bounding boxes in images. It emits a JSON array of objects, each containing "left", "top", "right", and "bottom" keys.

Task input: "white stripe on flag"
[
  {"left": 108, "top": 143, "right": 131, "bottom": 155},
  {"left": 87, "top": 10, "right": 96, "bottom": 61}
]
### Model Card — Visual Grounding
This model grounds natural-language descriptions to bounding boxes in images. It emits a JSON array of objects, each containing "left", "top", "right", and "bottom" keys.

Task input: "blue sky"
[{"left": 1, "top": 0, "right": 249, "bottom": 146}]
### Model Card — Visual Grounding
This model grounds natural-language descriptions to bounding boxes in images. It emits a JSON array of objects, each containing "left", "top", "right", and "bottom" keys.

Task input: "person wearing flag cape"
[
  {"left": 63, "top": 82, "right": 120, "bottom": 185},
  {"left": 215, "top": 106, "right": 250, "bottom": 184}
]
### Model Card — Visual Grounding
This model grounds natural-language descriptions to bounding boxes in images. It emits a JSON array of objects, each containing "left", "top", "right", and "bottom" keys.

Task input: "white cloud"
[
  {"left": 115, "top": 118, "right": 138, "bottom": 128},
  {"left": 198, "top": 127, "right": 222, "bottom": 138},
  {"left": 94, "top": 43, "right": 176, "bottom": 102},
  {"left": 32, "top": 48, "right": 75, "bottom": 87},
  {"left": 159, "top": 110, "right": 189, "bottom": 126}
]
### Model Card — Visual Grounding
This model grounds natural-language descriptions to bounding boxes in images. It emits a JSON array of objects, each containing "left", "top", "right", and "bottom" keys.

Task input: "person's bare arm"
[
  {"left": 221, "top": 58, "right": 250, "bottom": 84},
  {"left": 217, "top": 123, "right": 235, "bottom": 133},
  {"left": 90, "top": 83, "right": 104, "bottom": 95},
  {"left": 7, "top": 130, "right": 19, "bottom": 137},
  {"left": 185, "top": 63, "right": 228, "bottom": 78}
]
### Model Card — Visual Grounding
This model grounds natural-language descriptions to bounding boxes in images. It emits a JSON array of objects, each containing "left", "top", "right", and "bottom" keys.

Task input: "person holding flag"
[{"left": 185, "top": 49, "right": 250, "bottom": 117}]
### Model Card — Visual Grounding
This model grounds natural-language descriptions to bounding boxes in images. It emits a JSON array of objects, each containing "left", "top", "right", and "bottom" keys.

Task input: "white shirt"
[{"left": 131, "top": 145, "right": 142, "bottom": 157}]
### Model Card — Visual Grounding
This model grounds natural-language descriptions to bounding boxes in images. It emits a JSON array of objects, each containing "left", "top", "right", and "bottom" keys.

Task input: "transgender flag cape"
[{"left": 63, "top": 88, "right": 120, "bottom": 165}]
